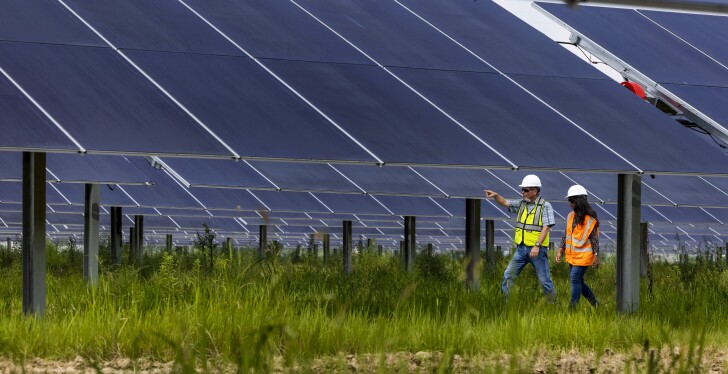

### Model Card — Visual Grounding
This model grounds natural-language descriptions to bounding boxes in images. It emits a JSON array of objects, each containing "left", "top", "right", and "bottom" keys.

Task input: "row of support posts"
[{"left": 17, "top": 160, "right": 647, "bottom": 317}]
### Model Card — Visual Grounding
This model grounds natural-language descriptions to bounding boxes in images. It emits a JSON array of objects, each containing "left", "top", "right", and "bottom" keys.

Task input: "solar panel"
[
  {"left": 262, "top": 59, "right": 512, "bottom": 167},
  {"left": 389, "top": 68, "right": 631, "bottom": 170},
  {"left": 62, "top": 0, "right": 243, "bottom": 55},
  {"left": 180, "top": 0, "right": 371, "bottom": 64},
  {"left": 51, "top": 183, "right": 137, "bottom": 207},
  {"left": 125, "top": 51, "right": 376, "bottom": 162},
  {"left": 510, "top": 75, "right": 728, "bottom": 174},
  {"left": 538, "top": 4, "right": 728, "bottom": 87},
  {"left": 310, "top": 193, "right": 390, "bottom": 215},
  {"left": 158, "top": 158, "right": 275, "bottom": 190},
  {"left": 0, "top": 0, "right": 105, "bottom": 46},
  {"left": 331, "top": 164, "right": 445, "bottom": 196},
  {"left": 370, "top": 195, "right": 451, "bottom": 217},
  {"left": 641, "top": 10, "right": 728, "bottom": 67},
  {"left": 0, "top": 42, "right": 232, "bottom": 157},
  {"left": 0, "top": 75, "right": 78, "bottom": 152},
  {"left": 395, "top": 0, "right": 604, "bottom": 79},
  {"left": 289, "top": 0, "right": 496, "bottom": 73},
  {"left": 247, "top": 162, "right": 360, "bottom": 193}
]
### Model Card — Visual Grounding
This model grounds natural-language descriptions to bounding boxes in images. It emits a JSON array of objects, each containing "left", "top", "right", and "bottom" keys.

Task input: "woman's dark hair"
[{"left": 571, "top": 195, "right": 599, "bottom": 227}]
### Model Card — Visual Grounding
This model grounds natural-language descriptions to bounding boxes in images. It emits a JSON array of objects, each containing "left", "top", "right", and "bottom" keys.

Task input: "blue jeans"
[
  {"left": 501, "top": 244, "right": 555, "bottom": 299},
  {"left": 569, "top": 265, "right": 598, "bottom": 307}
]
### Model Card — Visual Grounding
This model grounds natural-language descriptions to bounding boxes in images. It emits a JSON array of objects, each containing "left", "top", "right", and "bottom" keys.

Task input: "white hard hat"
[
  {"left": 518, "top": 174, "right": 542, "bottom": 188},
  {"left": 566, "top": 184, "right": 588, "bottom": 198}
]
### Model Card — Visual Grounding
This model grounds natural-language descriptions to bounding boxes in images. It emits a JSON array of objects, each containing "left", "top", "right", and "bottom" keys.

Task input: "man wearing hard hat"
[{"left": 484, "top": 174, "right": 556, "bottom": 300}]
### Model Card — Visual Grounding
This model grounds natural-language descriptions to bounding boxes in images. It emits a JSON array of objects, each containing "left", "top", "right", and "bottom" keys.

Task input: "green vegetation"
[{"left": 0, "top": 235, "right": 727, "bottom": 372}]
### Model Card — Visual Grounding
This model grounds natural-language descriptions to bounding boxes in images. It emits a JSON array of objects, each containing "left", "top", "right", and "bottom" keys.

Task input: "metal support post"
[
  {"left": 133, "top": 215, "right": 144, "bottom": 261},
  {"left": 366, "top": 238, "right": 373, "bottom": 251},
  {"left": 404, "top": 216, "right": 416, "bottom": 272},
  {"left": 22, "top": 152, "right": 46, "bottom": 316},
  {"left": 640, "top": 222, "right": 649, "bottom": 278},
  {"left": 225, "top": 237, "right": 232, "bottom": 257},
  {"left": 465, "top": 199, "right": 481, "bottom": 290},
  {"left": 426, "top": 243, "right": 433, "bottom": 256},
  {"left": 617, "top": 173, "right": 641, "bottom": 314},
  {"left": 110, "top": 206, "right": 122, "bottom": 265},
  {"left": 378, "top": 244, "right": 383, "bottom": 255},
  {"left": 343, "top": 220, "right": 352, "bottom": 274},
  {"left": 485, "top": 219, "right": 495, "bottom": 269},
  {"left": 6, "top": 237, "right": 10, "bottom": 250},
  {"left": 83, "top": 183, "right": 100, "bottom": 285},
  {"left": 323, "top": 234, "right": 330, "bottom": 263},
  {"left": 258, "top": 225, "right": 267, "bottom": 259},
  {"left": 130, "top": 227, "right": 135, "bottom": 259}
]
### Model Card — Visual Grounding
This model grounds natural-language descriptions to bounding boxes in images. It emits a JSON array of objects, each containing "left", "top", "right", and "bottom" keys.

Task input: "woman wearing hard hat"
[{"left": 556, "top": 185, "right": 600, "bottom": 309}]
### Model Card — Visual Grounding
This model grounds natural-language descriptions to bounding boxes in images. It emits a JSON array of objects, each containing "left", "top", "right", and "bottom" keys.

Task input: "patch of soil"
[{"left": 2, "top": 347, "right": 727, "bottom": 373}]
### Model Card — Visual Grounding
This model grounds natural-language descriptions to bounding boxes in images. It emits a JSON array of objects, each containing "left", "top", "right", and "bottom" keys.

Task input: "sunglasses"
[
  {"left": 568, "top": 197, "right": 576, "bottom": 203},
  {"left": 521, "top": 188, "right": 534, "bottom": 193}
]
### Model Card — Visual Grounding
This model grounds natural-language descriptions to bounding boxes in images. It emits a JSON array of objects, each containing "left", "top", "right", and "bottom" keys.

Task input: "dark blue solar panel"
[
  {"left": 646, "top": 205, "right": 719, "bottom": 223},
  {"left": 252, "top": 190, "right": 329, "bottom": 213},
  {"left": 247, "top": 162, "right": 359, "bottom": 193},
  {"left": 702, "top": 207, "right": 728, "bottom": 223},
  {"left": 396, "top": 0, "right": 603, "bottom": 79},
  {"left": 311, "top": 193, "right": 390, "bottom": 215},
  {"left": 262, "top": 59, "right": 511, "bottom": 167},
  {"left": 0, "top": 76, "right": 78, "bottom": 152},
  {"left": 52, "top": 183, "right": 138, "bottom": 207},
  {"left": 391, "top": 68, "right": 631, "bottom": 170},
  {"left": 292, "top": 0, "right": 495, "bottom": 73},
  {"left": 181, "top": 0, "right": 369, "bottom": 64},
  {"left": 333, "top": 165, "right": 445, "bottom": 197},
  {"left": 662, "top": 84, "right": 728, "bottom": 132},
  {"left": 641, "top": 10, "right": 728, "bottom": 67},
  {"left": 538, "top": 4, "right": 728, "bottom": 87},
  {"left": 126, "top": 50, "right": 374, "bottom": 162},
  {"left": 563, "top": 172, "right": 674, "bottom": 205},
  {"left": 0, "top": 0, "right": 104, "bottom": 46},
  {"left": 429, "top": 198, "right": 511, "bottom": 219},
  {"left": 643, "top": 175, "right": 728, "bottom": 207},
  {"left": 370, "top": 195, "right": 451, "bottom": 217},
  {"left": 188, "top": 188, "right": 261, "bottom": 211},
  {"left": 412, "top": 168, "right": 506, "bottom": 199},
  {"left": 63, "top": 0, "right": 241, "bottom": 55},
  {"left": 159, "top": 158, "right": 274, "bottom": 190},
  {"left": 48, "top": 155, "right": 151, "bottom": 184},
  {"left": 511, "top": 75, "right": 728, "bottom": 174},
  {"left": 486, "top": 170, "right": 574, "bottom": 203},
  {"left": 0, "top": 42, "right": 231, "bottom": 157},
  {"left": 120, "top": 159, "right": 203, "bottom": 209}
]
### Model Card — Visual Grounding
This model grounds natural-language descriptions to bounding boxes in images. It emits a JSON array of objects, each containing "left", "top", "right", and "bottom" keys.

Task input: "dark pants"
[{"left": 569, "top": 264, "right": 598, "bottom": 308}]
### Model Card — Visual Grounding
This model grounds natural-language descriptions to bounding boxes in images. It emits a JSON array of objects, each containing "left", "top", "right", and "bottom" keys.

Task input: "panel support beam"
[
  {"left": 343, "top": 220, "right": 352, "bottom": 274},
  {"left": 22, "top": 152, "right": 46, "bottom": 316},
  {"left": 83, "top": 183, "right": 100, "bottom": 285},
  {"left": 167, "top": 234, "right": 174, "bottom": 253},
  {"left": 617, "top": 173, "right": 641, "bottom": 314},
  {"left": 465, "top": 199, "right": 481, "bottom": 290}
]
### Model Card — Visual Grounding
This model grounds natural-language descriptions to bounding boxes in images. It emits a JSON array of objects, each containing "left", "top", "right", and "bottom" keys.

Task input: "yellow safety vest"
[
  {"left": 513, "top": 197, "right": 549, "bottom": 246},
  {"left": 564, "top": 212, "right": 598, "bottom": 266}
]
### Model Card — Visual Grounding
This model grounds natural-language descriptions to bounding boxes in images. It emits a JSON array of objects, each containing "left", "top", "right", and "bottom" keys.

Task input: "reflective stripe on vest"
[
  {"left": 513, "top": 197, "right": 549, "bottom": 246},
  {"left": 564, "top": 212, "right": 597, "bottom": 266}
]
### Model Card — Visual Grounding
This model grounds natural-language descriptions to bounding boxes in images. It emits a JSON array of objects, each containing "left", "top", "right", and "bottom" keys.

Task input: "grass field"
[{"left": 0, "top": 236, "right": 727, "bottom": 372}]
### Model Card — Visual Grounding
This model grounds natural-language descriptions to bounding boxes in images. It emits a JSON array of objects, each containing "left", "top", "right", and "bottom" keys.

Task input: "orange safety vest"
[{"left": 564, "top": 212, "right": 598, "bottom": 266}]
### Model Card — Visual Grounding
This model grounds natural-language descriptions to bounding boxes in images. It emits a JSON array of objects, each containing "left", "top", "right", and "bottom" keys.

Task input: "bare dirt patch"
[{"left": 2, "top": 347, "right": 727, "bottom": 373}]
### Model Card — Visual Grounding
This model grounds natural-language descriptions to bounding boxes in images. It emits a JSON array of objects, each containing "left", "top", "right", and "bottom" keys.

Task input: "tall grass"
[{"left": 0, "top": 238, "right": 726, "bottom": 371}]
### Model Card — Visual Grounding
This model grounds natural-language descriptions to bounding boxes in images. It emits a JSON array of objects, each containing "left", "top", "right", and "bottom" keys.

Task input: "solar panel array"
[{"left": 2, "top": 0, "right": 728, "bottom": 255}]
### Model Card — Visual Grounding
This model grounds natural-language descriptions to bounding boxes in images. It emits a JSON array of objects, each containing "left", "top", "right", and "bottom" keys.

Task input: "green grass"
[{"left": 0, "top": 240, "right": 727, "bottom": 371}]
